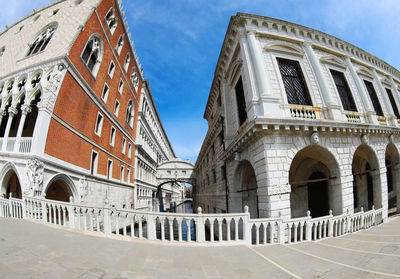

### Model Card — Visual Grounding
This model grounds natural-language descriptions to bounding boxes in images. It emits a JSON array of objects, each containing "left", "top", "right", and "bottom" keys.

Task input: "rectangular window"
[
  {"left": 235, "top": 76, "right": 248, "bottom": 126},
  {"left": 94, "top": 113, "right": 103, "bottom": 136},
  {"left": 107, "top": 159, "right": 113, "bottom": 179},
  {"left": 124, "top": 53, "right": 130, "bottom": 72},
  {"left": 386, "top": 88, "right": 400, "bottom": 118},
  {"left": 110, "top": 126, "right": 116, "bottom": 146},
  {"left": 364, "top": 80, "right": 384, "bottom": 116},
  {"left": 330, "top": 69, "right": 357, "bottom": 112},
  {"left": 122, "top": 138, "right": 126, "bottom": 154},
  {"left": 277, "top": 58, "right": 312, "bottom": 106},
  {"left": 118, "top": 79, "right": 124, "bottom": 94},
  {"left": 114, "top": 100, "right": 120, "bottom": 116},
  {"left": 127, "top": 168, "right": 130, "bottom": 183},
  {"left": 108, "top": 61, "right": 115, "bottom": 78},
  {"left": 101, "top": 83, "right": 109, "bottom": 103},
  {"left": 90, "top": 151, "right": 98, "bottom": 175},
  {"left": 120, "top": 166, "right": 125, "bottom": 182},
  {"left": 128, "top": 143, "right": 132, "bottom": 158}
]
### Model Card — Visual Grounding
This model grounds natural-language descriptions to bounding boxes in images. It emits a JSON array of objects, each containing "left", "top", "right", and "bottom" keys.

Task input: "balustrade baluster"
[
  {"left": 178, "top": 219, "right": 182, "bottom": 242},
  {"left": 138, "top": 217, "right": 143, "bottom": 238},
  {"left": 227, "top": 219, "right": 231, "bottom": 242},
  {"left": 160, "top": 219, "right": 165, "bottom": 240},
  {"left": 187, "top": 219, "right": 192, "bottom": 242},
  {"left": 235, "top": 219, "right": 239, "bottom": 241},
  {"left": 169, "top": 218, "right": 174, "bottom": 241}
]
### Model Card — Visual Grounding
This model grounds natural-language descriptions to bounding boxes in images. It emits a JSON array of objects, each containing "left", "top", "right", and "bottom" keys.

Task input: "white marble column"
[
  {"left": 14, "top": 105, "right": 31, "bottom": 152},
  {"left": 1, "top": 107, "right": 17, "bottom": 151},
  {"left": 345, "top": 57, "right": 377, "bottom": 123}
]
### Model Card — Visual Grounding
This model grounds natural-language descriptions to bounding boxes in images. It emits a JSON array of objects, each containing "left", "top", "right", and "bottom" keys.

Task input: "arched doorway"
[
  {"left": 289, "top": 146, "right": 340, "bottom": 218},
  {"left": 44, "top": 176, "right": 76, "bottom": 202},
  {"left": 385, "top": 143, "right": 399, "bottom": 213},
  {"left": 1, "top": 169, "right": 22, "bottom": 199},
  {"left": 352, "top": 145, "right": 381, "bottom": 212},
  {"left": 233, "top": 160, "right": 258, "bottom": 218}
]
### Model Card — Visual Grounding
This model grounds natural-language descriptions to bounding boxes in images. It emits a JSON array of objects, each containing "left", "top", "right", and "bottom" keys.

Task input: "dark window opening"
[
  {"left": 277, "top": 58, "right": 312, "bottom": 106},
  {"left": 364, "top": 80, "right": 384, "bottom": 116},
  {"left": 235, "top": 76, "right": 247, "bottom": 126},
  {"left": 386, "top": 88, "right": 400, "bottom": 118},
  {"left": 330, "top": 69, "right": 357, "bottom": 112}
]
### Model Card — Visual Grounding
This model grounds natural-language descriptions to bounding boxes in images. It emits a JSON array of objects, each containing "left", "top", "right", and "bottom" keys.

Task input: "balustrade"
[{"left": 0, "top": 197, "right": 386, "bottom": 246}]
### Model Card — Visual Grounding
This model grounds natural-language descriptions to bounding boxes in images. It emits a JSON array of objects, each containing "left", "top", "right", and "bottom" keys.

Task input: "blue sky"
[{"left": 2, "top": 0, "right": 400, "bottom": 163}]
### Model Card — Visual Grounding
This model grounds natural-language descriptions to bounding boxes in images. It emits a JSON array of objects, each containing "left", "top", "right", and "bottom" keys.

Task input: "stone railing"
[
  {"left": 19, "top": 137, "right": 32, "bottom": 153},
  {"left": 288, "top": 105, "right": 321, "bottom": 120},
  {"left": 0, "top": 197, "right": 385, "bottom": 246},
  {"left": 345, "top": 112, "right": 361, "bottom": 123},
  {"left": 0, "top": 137, "right": 32, "bottom": 153}
]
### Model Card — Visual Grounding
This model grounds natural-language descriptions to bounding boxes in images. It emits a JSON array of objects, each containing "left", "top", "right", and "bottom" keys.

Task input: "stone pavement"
[{"left": 0, "top": 216, "right": 400, "bottom": 279}]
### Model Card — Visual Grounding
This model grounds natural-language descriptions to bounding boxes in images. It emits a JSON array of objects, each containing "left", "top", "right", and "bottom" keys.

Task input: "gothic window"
[
  {"left": 115, "top": 35, "right": 124, "bottom": 55},
  {"left": 110, "top": 126, "right": 116, "bottom": 146},
  {"left": 277, "top": 58, "right": 312, "bottom": 106},
  {"left": 131, "top": 70, "right": 139, "bottom": 91},
  {"left": 105, "top": 8, "right": 117, "bottom": 35},
  {"left": 124, "top": 53, "right": 130, "bottom": 72},
  {"left": 94, "top": 113, "right": 103, "bottom": 136},
  {"left": 235, "top": 76, "right": 247, "bottom": 126},
  {"left": 27, "top": 24, "right": 57, "bottom": 57},
  {"left": 81, "top": 36, "right": 103, "bottom": 76},
  {"left": 364, "top": 80, "right": 384, "bottom": 116},
  {"left": 118, "top": 79, "right": 124, "bottom": 93},
  {"left": 125, "top": 100, "right": 134, "bottom": 127},
  {"left": 330, "top": 69, "right": 357, "bottom": 112},
  {"left": 386, "top": 88, "right": 400, "bottom": 118}
]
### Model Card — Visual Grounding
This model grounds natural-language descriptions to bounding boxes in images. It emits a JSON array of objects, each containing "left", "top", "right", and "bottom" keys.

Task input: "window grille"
[
  {"left": 81, "top": 37, "right": 101, "bottom": 73},
  {"left": 277, "top": 58, "right": 312, "bottom": 106},
  {"left": 364, "top": 80, "right": 383, "bottom": 116},
  {"left": 386, "top": 88, "right": 400, "bottom": 118},
  {"left": 330, "top": 69, "right": 357, "bottom": 112},
  {"left": 27, "top": 25, "right": 57, "bottom": 57}
]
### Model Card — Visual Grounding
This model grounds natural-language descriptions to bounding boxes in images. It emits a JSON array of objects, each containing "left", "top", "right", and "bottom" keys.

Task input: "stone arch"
[
  {"left": 352, "top": 144, "right": 382, "bottom": 212},
  {"left": 385, "top": 142, "right": 400, "bottom": 212},
  {"left": 0, "top": 162, "right": 22, "bottom": 199},
  {"left": 232, "top": 160, "right": 258, "bottom": 218},
  {"left": 43, "top": 173, "right": 78, "bottom": 202},
  {"left": 289, "top": 145, "right": 341, "bottom": 218}
]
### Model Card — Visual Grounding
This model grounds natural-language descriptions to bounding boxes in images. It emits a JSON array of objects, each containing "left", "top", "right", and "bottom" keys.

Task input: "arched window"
[
  {"left": 131, "top": 69, "right": 139, "bottom": 91},
  {"left": 105, "top": 8, "right": 117, "bottom": 35},
  {"left": 81, "top": 35, "right": 103, "bottom": 76},
  {"left": 115, "top": 35, "right": 124, "bottom": 55},
  {"left": 124, "top": 53, "right": 130, "bottom": 72},
  {"left": 126, "top": 100, "right": 134, "bottom": 127},
  {"left": 27, "top": 24, "right": 57, "bottom": 57}
]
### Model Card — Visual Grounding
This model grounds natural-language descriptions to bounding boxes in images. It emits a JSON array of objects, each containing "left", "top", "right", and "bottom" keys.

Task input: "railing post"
[
  {"left": 306, "top": 210, "right": 312, "bottom": 241},
  {"left": 147, "top": 214, "right": 156, "bottom": 240},
  {"left": 103, "top": 199, "right": 111, "bottom": 235},
  {"left": 40, "top": 198, "right": 47, "bottom": 223},
  {"left": 8, "top": 193, "right": 13, "bottom": 218},
  {"left": 21, "top": 196, "right": 26, "bottom": 219},
  {"left": 195, "top": 207, "right": 205, "bottom": 243},
  {"left": 360, "top": 207, "right": 364, "bottom": 228},
  {"left": 244, "top": 206, "right": 252, "bottom": 245},
  {"left": 66, "top": 196, "right": 75, "bottom": 229},
  {"left": 328, "top": 210, "right": 333, "bottom": 237},
  {"left": 372, "top": 205, "right": 376, "bottom": 225},
  {"left": 278, "top": 219, "right": 284, "bottom": 244}
]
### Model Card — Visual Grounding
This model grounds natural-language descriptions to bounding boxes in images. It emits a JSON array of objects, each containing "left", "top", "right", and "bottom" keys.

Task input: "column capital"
[
  {"left": 21, "top": 104, "right": 32, "bottom": 115},
  {"left": 0, "top": 109, "right": 7, "bottom": 117},
  {"left": 8, "top": 106, "right": 18, "bottom": 116}
]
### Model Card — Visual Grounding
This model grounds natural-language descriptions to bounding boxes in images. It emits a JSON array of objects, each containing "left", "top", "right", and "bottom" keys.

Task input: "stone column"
[
  {"left": 1, "top": 107, "right": 17, "bottom": 151},
  {"left": 345, "top": 57, "right": 377, "bottom": 124},
  {"left": 304, "top": 43, "right": 342, "bottom": 120},
  {"left": 372, "top": 69, "right": 394, "bottom": 122},
  {"left": 14, "top": 105, "right": 31, "bottom": 152}
]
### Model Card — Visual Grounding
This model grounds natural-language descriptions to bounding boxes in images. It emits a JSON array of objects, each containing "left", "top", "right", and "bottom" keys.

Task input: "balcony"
[{"left": 0, "top": 137, "right": 32, "bottom": 153}]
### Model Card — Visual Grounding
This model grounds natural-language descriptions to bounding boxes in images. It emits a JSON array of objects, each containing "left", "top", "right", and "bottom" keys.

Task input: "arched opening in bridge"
[
  {"left": 1, "top": 169, "right": 22, "bottom": 199},
  {"left": 45, "top": 179, "right": 73, "bottom": 202},
  {"left": 233, "top": 160, "right": 258, "bottom": 218},
  {"left": 385, "top": 143, "right": 399, "bottom": 213},
  {"left": 352, "top": 145, "right": 382, "bottom": 212},
  {"left": 156, "top": 180, "right": 190, "bottom": 212},
  {"left": 289, "top": 146, "right": 341, "bottom": 218}
]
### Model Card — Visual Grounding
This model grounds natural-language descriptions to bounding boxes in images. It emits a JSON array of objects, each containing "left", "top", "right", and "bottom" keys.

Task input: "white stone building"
[
  {"left": 194, "top": 13, "right": 400, "bottom": 220},
  {"left": 134, "top": 80, "right": 187, "bottom": 210}
]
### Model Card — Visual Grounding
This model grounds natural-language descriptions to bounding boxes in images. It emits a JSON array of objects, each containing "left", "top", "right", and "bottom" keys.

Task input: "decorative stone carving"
[
  {"left": 79, "top": 178, "right": 88, "bottom": 199},
  {"left": 310, "top": 132, "right": 319, "bottom": 145},
  {"left": 26, "top": 159, "right": 44, "bottom": 196},
  {"left": 267, "top": 184, "right": 291, "bottom": 196},
  {"left": 361, "top": 134, "right": 369, "bottom": 145}
]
